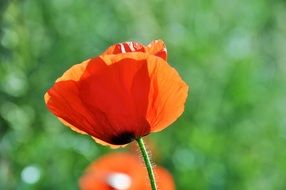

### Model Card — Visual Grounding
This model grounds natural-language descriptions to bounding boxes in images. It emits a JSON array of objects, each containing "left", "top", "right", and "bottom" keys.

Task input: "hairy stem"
[{"left": 136, "top": 137, "right": 157, "bottom": 190}]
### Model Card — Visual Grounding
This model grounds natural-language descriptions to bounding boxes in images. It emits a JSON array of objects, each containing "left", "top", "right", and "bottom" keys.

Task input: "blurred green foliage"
[{"left": 1, "top": 0, "right": 286, "bottom": 189}]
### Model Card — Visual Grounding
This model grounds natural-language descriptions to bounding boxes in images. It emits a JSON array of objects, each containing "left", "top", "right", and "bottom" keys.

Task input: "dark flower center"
[{"left": 110, "top": 132, "right": 135, "bottom": 145}]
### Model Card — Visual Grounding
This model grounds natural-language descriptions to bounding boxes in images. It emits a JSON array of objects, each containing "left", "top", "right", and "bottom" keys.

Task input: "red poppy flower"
[
  {"left": 79, "top": 153, "right": 175, "bottom": 190},
  {"left": 44, "top": 40, "right": 188, "bottom": 147}
]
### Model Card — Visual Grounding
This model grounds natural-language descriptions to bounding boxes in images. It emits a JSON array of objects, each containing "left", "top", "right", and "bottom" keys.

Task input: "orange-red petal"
[
  {"left": 145, "top": 55, "right": 188, "bottom": 132},
  {"left": 146, "top": 39, "right": 168, "bottom": 61},
  {"left": 155, "top": 167, "right": 175, "bottom": 190},
  {"left": 56, "top": 59, "right": 90, "bottom": 82},
  {"left": 79, "top": 153, "right": 175, "bottom": 190},
  {"left": 102, "top": 41, "right": 146, "bottom": 55},
  {"left": 45, "top": 80, "right": 98, "bottom": 135},
  {"left": 46, "top": 55, "right": 152, "bottom": 146},
  {"left": 102, "top": 39, "right": 167, "bottom": 61},
  {"left": 79, "top": 153, "right": 145, "bottom": 190},
  {"left": 78, "top": 56, "right": 151, "bottom": 143},
  {"left": 45, "top": 59, "right": 119, "bottom": 146},
  {"left": 91, "top": 137, "right": 126, "bottom": 149}
]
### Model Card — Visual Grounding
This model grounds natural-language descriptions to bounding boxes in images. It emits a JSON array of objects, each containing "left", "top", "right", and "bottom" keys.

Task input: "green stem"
[{"left": 136, "top": 137, "right": 157, "bottom": 190}]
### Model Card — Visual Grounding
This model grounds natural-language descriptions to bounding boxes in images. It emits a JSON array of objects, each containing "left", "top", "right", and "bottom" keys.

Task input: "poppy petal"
[
  {"left": 79, "top": 153, "right": 175, "bottom": 190},
  {"left": 46, "top": 79, "right": 120, "bottom": 147},
  {"left": 46, "top": 58, "right": 133, "bottom": 146},
  {"left": 78, "top": 56, "right": 151, "bottom": 144},
  {"left": 92, "top": 137, "right": 125, "bottom": 149},
  {"left": 56, "top": 59, "right": 90, "bottom": 82},
  {"left": 45, "top": 80, "right": 97, "bottom": 135},
  {"left": 44, "top": 60, "right": 92, "bottom": 134},
  {"left": 103, "top": 40, "right": 167, "bottom": 60},
  {"left": 79, "top": 153, "right": 145, "bottom": 190},
  {"left": 58, "top": 117, "right": 87, "bottom": 134},
  {"left": 146, "top": 55, "right": 188, "bottom": 132},
  {"left": 155, "top": 167, "right": 175, "bottom": 190},
  {"left": 103, "top": 42, "right": 146, "bottom": 55},
  {"left": 146, "top": 39, "right": 167, "bottom": 61}
]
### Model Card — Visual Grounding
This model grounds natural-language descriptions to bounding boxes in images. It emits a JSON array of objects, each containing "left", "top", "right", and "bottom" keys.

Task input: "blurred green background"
[{"left": 1, "top": 0, "right": 286, "bottom": 189}]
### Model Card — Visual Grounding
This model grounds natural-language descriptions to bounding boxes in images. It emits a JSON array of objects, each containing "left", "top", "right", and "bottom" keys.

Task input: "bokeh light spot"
[
  {"left": 107, "top": 172, "right": 132, "bottom": 190},
  {"left": 21, "top": 165, "right": 41, "bottom": 184}
]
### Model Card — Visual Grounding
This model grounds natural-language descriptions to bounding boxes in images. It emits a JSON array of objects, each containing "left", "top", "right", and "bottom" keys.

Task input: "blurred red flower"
[
  {"left": 44, "top": 40, "right": 188, "bottom": 147},
  {"left": 79, "top": 153, "right": 175, "bottom": 190}
]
